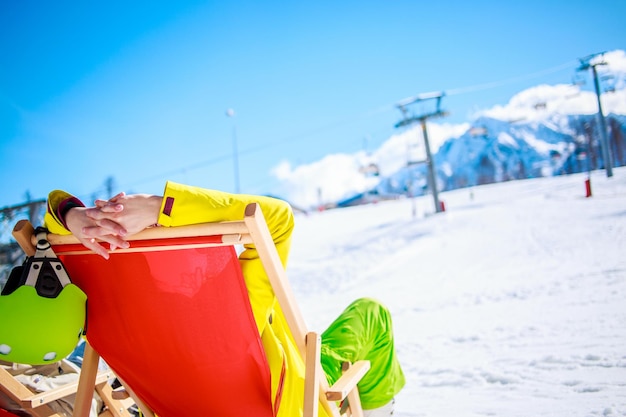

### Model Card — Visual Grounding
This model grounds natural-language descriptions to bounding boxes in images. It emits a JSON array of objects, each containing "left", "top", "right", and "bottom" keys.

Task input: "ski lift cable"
[
  {"left": 445, "top": 61, "right": 577, "bottom": 96},
  {"left": 120, "top": 61, "right": 584, "bottom": 190}
]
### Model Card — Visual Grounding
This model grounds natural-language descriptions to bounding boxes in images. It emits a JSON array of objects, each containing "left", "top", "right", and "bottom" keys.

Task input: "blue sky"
[{"left": 1, "top": 0, "right": 624, "bottom": 208}]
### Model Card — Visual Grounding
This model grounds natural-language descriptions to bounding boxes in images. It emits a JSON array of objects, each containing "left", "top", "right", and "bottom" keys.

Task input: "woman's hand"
[
  {"left": 64, "top": 192, "right": 162, "bottom": 258},
  {"left": 91, "top": 193, "right": 162, "bottom": 236},
  {"left": 64, "top": 206, "right": 129, "bottom": 259}
]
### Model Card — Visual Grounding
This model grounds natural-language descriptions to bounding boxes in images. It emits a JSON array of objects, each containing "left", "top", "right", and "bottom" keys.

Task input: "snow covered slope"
[{"left": 289, "top": 167, "right": 626, "bottom": 417}]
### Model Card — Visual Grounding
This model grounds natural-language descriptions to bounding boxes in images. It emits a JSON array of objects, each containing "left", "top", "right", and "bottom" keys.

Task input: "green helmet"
[{"left": 0, "top": 228, "right": 86, "bottom": 365}]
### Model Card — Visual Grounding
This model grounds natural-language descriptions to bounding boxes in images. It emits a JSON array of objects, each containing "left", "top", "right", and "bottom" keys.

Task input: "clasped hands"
[{"left": 64, "top": 192, "right": 163, "bottom": 259}]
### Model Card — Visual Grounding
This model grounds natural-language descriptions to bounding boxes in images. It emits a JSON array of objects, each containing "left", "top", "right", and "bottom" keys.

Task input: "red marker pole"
[{"left": 585, "top": 178, "right": 592, "bottom": 198}]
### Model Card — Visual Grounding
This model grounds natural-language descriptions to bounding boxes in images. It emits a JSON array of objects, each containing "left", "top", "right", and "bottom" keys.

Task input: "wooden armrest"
[{"left": 325, "top": 360, "right": 370, "bottom": 401}]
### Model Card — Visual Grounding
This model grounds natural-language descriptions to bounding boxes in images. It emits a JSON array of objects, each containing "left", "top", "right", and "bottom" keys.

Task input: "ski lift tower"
[
  {"left": 577, "top": 52, "right": 613, "bottom": 178},
  {"left": 395, "top": 91, "right": 448, "bottom": 213}
]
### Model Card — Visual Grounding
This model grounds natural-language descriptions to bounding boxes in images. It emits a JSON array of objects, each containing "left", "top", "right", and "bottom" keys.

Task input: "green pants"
[{"left": 320, "top": 298, "right": 405, "bottom": 410}]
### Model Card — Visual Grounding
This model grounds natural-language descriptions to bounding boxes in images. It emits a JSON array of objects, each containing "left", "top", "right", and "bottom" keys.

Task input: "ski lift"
[
  {"left": 571, "top": 74, "right": 586, "bottom": 86},
  {"left": 359, "top": 163, "right": 380, "bottom": 176},
  {"left": 601, "top": 74, "right": 616, "bottom": 94},
  {"left": 469, "top": 126, "right": 488, "bottom": 137}
]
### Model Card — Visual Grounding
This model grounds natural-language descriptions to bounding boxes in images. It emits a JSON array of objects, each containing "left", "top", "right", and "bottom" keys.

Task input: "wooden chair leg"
[{"left": 72, "top": 342, "right": 100, "bottom": 417}]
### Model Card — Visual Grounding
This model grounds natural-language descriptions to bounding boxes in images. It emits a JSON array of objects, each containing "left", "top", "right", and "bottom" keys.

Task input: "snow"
[{"left": 289, "top": 167, "right": 626, "bottom": 416}]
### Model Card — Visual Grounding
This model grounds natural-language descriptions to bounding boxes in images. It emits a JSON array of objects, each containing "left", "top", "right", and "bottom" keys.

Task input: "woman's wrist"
[
  {"left": 147, "top": 195, "right": 164, "bottom": 227},
  {"left": 57, "top": 197, "right": 85, "bottom": 230}
]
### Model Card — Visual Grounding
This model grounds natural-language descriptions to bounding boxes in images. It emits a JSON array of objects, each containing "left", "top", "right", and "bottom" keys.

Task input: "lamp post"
[
  {"left": 226, "top": 109, "right": 241, "bottom": 193},
  {"left": 578, "top": 53, "right": 613, "bottom": 178}
]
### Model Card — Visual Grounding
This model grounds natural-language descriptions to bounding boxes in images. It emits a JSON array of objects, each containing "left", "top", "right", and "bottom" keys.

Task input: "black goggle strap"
[{"left": 23, "top": 229, "right": 71, "bottom": 290}]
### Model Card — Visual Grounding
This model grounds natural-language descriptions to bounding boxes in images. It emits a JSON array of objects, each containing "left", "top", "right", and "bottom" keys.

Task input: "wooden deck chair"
[{"left": 10, "top": 203, "right": 370, "bottom": 417}]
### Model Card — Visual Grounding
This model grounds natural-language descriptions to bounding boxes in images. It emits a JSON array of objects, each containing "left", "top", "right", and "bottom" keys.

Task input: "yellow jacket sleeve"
[{"left": 43, "top": 190, "right": 84, "bottom": 235}]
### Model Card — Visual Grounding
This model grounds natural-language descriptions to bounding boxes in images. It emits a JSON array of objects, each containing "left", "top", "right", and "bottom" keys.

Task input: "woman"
[{"left": 46, "top": 181, "right": 405, "bottom": 417}]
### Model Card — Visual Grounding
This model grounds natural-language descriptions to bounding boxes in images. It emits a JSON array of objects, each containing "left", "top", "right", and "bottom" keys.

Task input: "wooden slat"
[
  {"left": 243, "top": 203, "right": 309, "bottom": 356},
  {"left": 345, "top": 373, "right": 364, "bottom": 417},
  {"left": 0, "top": 366, "right": 36, "bottom": 402},
  {"left": 96, "top": 382, "right": 133, "bottom": 417},
  {"left": 52, "top": 234, "right": 253, "bottom": 256},
  {"left": 22, "top": 371, "right": 112, "bottom": 408},
  {"left": 110, "top": 387, "right": 130, "bottom": 401},
  {"left": 303, "top": 332, "right": 320, "bottom": 417},
  {"left": 42, "top": 221, "right": 250, "bottom": 246},
  {"left": 115, "top": 376, "right": 155, "bottom": 417},
  {"left": 325, "top": 361, "right": 370, "bottom": 402},
  {"left": 12, "top": 219, "right": 36, "bottom": 256},
  {"left": 0, "top": 366, "right": 65, "bottom": 417}
]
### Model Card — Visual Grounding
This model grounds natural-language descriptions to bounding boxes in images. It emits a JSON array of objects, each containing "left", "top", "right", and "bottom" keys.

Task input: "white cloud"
[
  {"left": 272, "top": 154, "right": 379, "bottom": 208},
  {"left": 479, "top": 49, "right": 626, "bottom": 123},
  {"left": 481, "top": 84, "right": 595, "bottom": 122},
  {"left": 601, "top": 49, "right": 626, "bottom": 74}
]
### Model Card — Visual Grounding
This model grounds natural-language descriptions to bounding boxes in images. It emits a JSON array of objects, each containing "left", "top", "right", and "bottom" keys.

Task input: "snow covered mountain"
[{"left": 375, "top": 111, "right": 626, "bottom": 202}]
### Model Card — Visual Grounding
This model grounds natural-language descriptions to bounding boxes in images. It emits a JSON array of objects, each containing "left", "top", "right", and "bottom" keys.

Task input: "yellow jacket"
[{"left": 45, "top": 181, "right": 328, "bottom": 417}]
